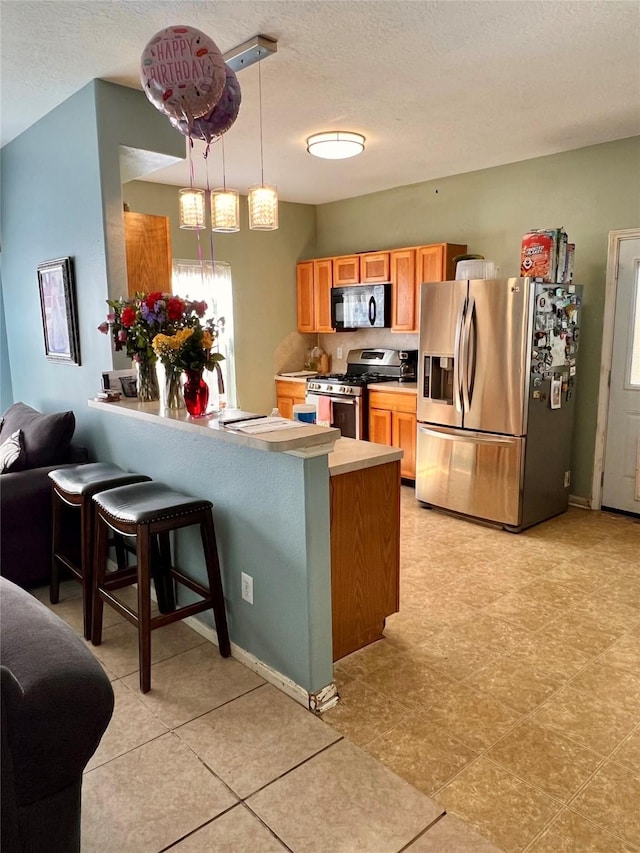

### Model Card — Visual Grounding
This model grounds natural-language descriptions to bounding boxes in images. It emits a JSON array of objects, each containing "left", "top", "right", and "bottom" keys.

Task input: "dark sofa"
[
  {"left": 0, "top": 402, "right": 88, "bottom": 588},
  {"left": 1, "top": 577, "right": 114, "bottom": 852}
]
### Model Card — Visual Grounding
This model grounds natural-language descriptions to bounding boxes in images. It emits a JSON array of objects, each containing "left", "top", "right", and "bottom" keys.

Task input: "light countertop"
[
  {"left": 328, "top": 437, "right": 403, "bottom": 476},
  {"left": 88, "top": 398, "right": 338, "bottom": 457},
  {"left": 368, "top": 381, "right": 418, "bottom": 393},
  {"left": 275, "top": 372, "right": 317, "bottom": 383}
]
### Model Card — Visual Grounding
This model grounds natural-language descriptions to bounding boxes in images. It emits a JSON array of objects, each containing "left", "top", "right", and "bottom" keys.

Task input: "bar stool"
[
  {"left": 91, "top": 481, "right": 231, "bottom": 693},
  {"left": 49, "top": 463, "right": 152, "bottom": 640}
]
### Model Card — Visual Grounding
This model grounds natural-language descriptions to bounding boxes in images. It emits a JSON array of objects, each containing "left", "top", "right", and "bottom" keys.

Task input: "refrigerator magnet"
[{"left": 550, "top": 379, "right": 562, "bottom": 409}]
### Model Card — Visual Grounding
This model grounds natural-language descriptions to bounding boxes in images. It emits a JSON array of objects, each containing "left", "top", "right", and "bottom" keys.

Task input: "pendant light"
[
  {"left": 179, "top": 187, "right": 206, "bottom": 230},
  {"left": 248, "top": 60, "right": 278, "bottom": 230},
  {"left": 210, "top": 137, "right": 240, "bottom": 232}
]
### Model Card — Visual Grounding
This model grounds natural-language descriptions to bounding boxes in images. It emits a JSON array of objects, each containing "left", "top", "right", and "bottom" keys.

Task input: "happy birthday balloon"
[
  {"left": 170, "top": 64, "right": 242, "bottom": 144},
  {"left": 140, "top": 25, "right": 226, "bottom": 122}
]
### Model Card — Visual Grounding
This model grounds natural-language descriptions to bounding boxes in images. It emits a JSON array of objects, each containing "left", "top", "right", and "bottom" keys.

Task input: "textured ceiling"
[{"left": 2, "top": 1, "right": 639, "bottom": 204}]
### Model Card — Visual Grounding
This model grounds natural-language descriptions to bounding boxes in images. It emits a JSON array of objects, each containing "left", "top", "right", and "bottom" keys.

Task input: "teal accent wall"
[
  {"left": 0, "top": 80, "right": 333, "bottom": 694},
  {"left": 0, "top": 279, "right": 14, "bottom": 411},
  {"left": 315, "top": 137, "right": 640, "bottom": 500}
]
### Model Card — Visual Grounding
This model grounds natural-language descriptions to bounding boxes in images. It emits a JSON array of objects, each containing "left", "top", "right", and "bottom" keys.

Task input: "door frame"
[{"left": 591, "top": 227, "right": 640, "bottom": 510}]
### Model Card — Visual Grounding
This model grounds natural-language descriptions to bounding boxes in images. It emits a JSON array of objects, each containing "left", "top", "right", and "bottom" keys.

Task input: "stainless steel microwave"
[{"left": 331, "top": 283, "right": 392, "bottom": 330}]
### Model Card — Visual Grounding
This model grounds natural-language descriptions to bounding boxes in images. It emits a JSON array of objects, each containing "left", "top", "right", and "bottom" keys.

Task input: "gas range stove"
[{"left": 307, "top": 348, "right": 403, "bottom": 397}]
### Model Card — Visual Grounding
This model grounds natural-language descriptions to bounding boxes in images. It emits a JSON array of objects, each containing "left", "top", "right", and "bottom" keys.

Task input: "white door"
[{"left": 602, "top": 237, "right": 640, "bottom": 514}]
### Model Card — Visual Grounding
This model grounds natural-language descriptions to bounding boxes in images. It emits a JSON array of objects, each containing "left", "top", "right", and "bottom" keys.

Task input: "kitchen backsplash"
[
  {"left": 320, "top": 330, "right": 419, "bottom": 373},
  {"left": 274, "top": 330, "right": 419, "bottom": 375}
]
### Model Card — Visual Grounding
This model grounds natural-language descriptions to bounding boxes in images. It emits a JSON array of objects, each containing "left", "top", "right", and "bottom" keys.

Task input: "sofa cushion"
[
  {"left": 0, "top": 403, "right": 75, "bottom": 470},
  {"left": 0, "top": 430, "right": 24, "bottom": 474}
]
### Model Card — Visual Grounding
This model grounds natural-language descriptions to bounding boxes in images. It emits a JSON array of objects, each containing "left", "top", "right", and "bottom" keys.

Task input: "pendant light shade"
[
  {"left": 306, "top": 131, "right": 365, "bottom": 159},
  {"left": 211, "top": 188, "right": 240, "bottom": 232},
  {"left": 248, "top": 185, "right": 278, "bottom": 230},
  {"left": 179, "top": 188, "right": 206, "bottom": 230},
  {"left": 249, "top": 58, "right": 278, "bottom": 231}
]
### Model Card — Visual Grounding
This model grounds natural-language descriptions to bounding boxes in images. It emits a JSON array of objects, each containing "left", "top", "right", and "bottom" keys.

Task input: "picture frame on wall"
[{"left": 37, "top": 256, "right": 81, "bottom": 365}]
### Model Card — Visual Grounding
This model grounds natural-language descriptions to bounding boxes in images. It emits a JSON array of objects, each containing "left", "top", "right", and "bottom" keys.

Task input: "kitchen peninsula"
[{"left": 88, "top": 398, "right": 401, "bottom": 707}]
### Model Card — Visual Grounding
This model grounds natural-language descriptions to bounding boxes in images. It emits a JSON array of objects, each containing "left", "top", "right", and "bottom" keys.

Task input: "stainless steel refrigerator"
[{"left": 415, "top": 277, "right": 582, "bottom": 531}]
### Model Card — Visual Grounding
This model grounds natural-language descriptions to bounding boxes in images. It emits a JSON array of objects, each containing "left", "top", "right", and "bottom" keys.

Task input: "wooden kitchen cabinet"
[
  {"left": 275, "top": 379, "right": 307, "bottom": 419},
  {"left": 124, "top": 211, "right": 172, "bottom": 296},
  {"left": 360, "top": 251, "right": 390, "bottom": 283},
  {"left": 330, "top": 460, "right": 400, "bottom": 661},
  {"left": 368, "top": 389, "right": 417, "bottom": 479},
  {"left": 296, "top": 259, "right": 334, "bottom": 333},
  {"left": 333, "top": 255, "right": 360, "bottom": 285},
  {"left": 392, "top": 242, "right": 467, "bottom": 332},
  {"left": 390, "top": 248, "right": 417, "bottom": 331}
]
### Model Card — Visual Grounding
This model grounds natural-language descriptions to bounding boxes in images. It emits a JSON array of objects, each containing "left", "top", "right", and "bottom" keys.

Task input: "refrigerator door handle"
[
  {"left": 453, "top": 298, "right": 466, "bottom": 414},
  {"left": 418, "top": 425, "right": 515, "bottom": 446},
  {"left": 461, "top": 295, "right": 476, "bottom": 411}
]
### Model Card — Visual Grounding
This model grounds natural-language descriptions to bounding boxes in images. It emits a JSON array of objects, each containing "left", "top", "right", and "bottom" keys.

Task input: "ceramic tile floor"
[
  {"left": 32, "top": 490, "right": 639, "bottom": 852},
  {"left": 324, "top": 489, "right": 640, "bottom": 852}
]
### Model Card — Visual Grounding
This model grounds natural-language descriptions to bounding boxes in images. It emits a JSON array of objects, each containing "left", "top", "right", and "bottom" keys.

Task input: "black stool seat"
[
  {"left": 93, "top": 481, "right": 211, "bottom": 525},
  {"left": 49, "top": 463, "right": 151, "bottom": 640},
  {"left": 91, "top": 480, "right": 230, "bottom": 693},
  {"left": 49, "top": 462, "right": 151, "bottom": 496}
]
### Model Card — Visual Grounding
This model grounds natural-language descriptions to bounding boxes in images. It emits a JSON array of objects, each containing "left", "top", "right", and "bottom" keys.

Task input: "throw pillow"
[
  {"left": 0, "top": 402, "right": 75, "bottom": 469},
  {"left": 0, "top": 430, "right": 24, "bottom": 473}
]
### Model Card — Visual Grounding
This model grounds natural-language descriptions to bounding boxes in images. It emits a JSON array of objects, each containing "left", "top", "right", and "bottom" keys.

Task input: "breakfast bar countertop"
[
  {"left": 88, "top": 398, "right": 339, "bottom": 457},
  {"left": 328, "top": 437, "right": 403, "bottom": 476}
]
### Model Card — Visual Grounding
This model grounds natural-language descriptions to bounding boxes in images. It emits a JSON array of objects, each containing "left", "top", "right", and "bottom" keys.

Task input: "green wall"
[
  {"left": 315, "top": 137, "right": 640, "bottom": 500},
  {"left": 123, "top": 181, "right": 317, "bottom": 413}
]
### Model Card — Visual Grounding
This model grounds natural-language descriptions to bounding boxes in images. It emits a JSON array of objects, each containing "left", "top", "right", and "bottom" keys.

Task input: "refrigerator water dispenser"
[{"left": 423, "top": 355, "right": 454, "bottom": 404}]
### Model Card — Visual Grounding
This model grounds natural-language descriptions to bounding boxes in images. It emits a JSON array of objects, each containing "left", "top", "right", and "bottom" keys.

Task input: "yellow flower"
[{"left": 202, "top": 330, "right": 213, "bottom": 349}]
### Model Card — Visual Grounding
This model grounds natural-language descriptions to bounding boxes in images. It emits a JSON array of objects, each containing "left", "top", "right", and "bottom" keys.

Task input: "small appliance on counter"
[{"left": 398, "top": 350, "right": 418, "bottom": 382}]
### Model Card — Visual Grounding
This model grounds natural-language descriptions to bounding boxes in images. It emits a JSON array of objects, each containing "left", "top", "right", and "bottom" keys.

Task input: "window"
[{"left": 172, "top": 260, "right": 237, "bottom": 407}]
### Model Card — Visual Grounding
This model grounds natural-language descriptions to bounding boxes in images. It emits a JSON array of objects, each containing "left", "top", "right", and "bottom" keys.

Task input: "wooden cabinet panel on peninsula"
[
  {"left": 330, "top": 460, "right": 400, "bottom": 661},
  {"left": 275, "top": 380, "right": 307, "bottom": 419},
  {"left": 296, "top": 260, "right": 333, "bottom": 333},
  {"left": 368, "top": 389, "right": 417, "bottom": 479},
  {"left": 124, "top": 211, "right": 172, "bottom": 297}
]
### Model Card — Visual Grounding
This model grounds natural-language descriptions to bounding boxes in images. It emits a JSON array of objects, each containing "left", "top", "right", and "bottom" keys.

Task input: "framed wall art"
[{"left": 37, "top": 256, "right": 81, "bottom": 365}]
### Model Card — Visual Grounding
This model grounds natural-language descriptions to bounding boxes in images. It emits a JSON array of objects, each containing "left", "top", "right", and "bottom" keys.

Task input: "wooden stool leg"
[
  {"left": 137, "top": 525, "right": 153, "bottom": 693},
  {"left": 151, "top": 532, "right": 176, "bottom": 613},
  {"left": 201, "top": 513, "right": 230, "bottom": 657},
  {"left": 91, "top": 511, "right": 109, "bottom": 646},
  {"left": 50, "top": 490, "right": 62, "bottom": 605},
  {"left": 80, "top": 499, "right": 94, "bottom": 640}
]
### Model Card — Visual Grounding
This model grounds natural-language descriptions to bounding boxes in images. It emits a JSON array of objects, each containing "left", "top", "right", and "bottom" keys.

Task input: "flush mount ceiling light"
[{"left": 306, "top": 131, "right": 366, "bottom": 160}]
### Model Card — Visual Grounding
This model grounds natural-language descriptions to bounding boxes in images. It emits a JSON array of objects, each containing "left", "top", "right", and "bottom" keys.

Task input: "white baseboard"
[
  {"left": 569, "top": 494, "right": 592, "bottom": 509},
  {"left": 182, "top": 612, "right": 339, "bottom": 714}
]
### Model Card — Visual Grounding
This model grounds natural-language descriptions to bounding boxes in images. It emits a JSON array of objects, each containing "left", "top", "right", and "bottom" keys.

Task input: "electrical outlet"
[
  {"left": 337, "top": 347, "right": 343, "bottom": 360},
  {"left": 241, "top": 572, "right": 253, "bottom": 604},
  {"left": 564, "top": 470, "right": 571, "bottom": 488}
]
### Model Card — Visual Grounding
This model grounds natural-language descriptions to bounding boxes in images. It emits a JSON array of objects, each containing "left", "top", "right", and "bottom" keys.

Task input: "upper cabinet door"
[
  {"left": 296, "top": 262, "right": 315, "bottom": 332},
  {"left": 416, "top": 244, "right": 446, "bottom": 285},
  {"left": 314, "top": 259, "right": 334, "bottom": 333},
  {"left": 360, "top": 252, "right": 390, "bottom": 283},
  {"left": 333, "top": 255, "right": 360, "bottom": 286},
  {"left": 391, "top": 248, "right": 417, "bottom": 331},
  {"left": 124, "top": 211, "right": 172, "bottom": 296}
]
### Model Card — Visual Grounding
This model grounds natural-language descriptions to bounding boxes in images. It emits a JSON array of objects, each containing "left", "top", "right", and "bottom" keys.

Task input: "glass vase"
[
  {"left": 135, "top": 356, "right": 160, "bottom": 403},
  {"left": 183, "top": 368, "right": 209, "bottom": 417},
  {"left": 161, "top": 364, "right": 185, "bottom": 412}
]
